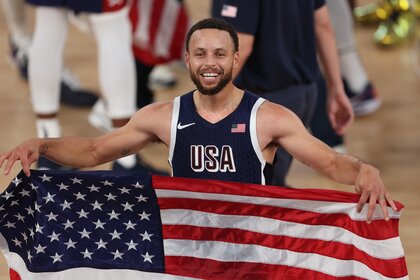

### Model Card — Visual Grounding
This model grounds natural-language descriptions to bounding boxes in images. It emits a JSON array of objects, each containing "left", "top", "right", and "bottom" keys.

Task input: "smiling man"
[{"left": 0, "top": 18, "right": 396, "bottom": 223}]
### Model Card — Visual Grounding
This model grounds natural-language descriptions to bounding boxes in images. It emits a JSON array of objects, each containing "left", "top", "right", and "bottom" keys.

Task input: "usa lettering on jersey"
[{"left": 190, "top": 145, "right": 236, "bottom": 173}]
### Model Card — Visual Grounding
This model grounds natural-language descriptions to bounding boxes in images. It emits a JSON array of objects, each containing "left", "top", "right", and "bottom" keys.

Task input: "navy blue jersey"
[
  {"left": 26, "top": 0, "right": 127, "bottom": 13},
  {"left": 169, "top": 91, "right": 272, "bottom": 185}
]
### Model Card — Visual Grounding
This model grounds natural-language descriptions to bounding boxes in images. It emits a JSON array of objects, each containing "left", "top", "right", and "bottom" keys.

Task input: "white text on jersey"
[{"left": 190, "top": 145, "right": 236, "bottom": 172}]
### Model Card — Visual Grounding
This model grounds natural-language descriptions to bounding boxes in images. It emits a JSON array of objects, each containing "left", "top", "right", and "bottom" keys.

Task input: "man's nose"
[{"left": 204, "top": 55, "right": 217, "bottom": 66}]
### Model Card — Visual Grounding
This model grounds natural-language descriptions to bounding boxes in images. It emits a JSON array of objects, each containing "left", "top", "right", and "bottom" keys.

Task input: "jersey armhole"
[
  {"left": 250, "top": 97, "right": 267, "bottom": 184},
  {"left": 168, "top": 96, "right": 181, "bottom": 174}
]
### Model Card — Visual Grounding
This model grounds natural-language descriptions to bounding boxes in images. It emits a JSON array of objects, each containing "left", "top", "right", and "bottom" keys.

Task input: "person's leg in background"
[
  {"left": 309, "top": 0, "right": 381, "bottom": 155},
  {"left": 88, "top": 7, "right": 142, "bottom": 171},
  {"left": 0, "top": 0, "right": 31, "bottom": 78},
  {"left": 1, "top": 0, "right": 98, "bottom": 107},
  {"left": 327, "top": 0, "right": 381, "bottom": 117},
  {"left": 28, "top": 7, "right": 68, "bottom": 169}
]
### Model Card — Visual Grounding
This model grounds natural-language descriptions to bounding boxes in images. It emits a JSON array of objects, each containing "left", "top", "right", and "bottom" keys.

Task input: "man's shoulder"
[{"left": 257, "top": 99, "right": 296, "bottom": 120}]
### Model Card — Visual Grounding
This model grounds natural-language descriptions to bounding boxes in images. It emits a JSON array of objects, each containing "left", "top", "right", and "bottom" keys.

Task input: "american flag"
[
  {"left": 221, "top": 4, "right": 238, "bottom": 18},
  {"left": 0, "top": 170, "right": 408, "bottom": 279},
  {"left": 231, "top": 123, "right": 246, "bottom": 133}
]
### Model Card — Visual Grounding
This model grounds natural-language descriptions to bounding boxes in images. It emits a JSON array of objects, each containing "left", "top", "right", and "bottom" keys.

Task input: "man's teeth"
[{"left": 202, "top": 73, "right": 218, "bottom": 77}]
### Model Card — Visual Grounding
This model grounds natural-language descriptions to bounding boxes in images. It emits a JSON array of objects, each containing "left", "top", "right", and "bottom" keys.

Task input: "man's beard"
[{"left": 190, "top": 68, "right": 232, "bottom": 96}]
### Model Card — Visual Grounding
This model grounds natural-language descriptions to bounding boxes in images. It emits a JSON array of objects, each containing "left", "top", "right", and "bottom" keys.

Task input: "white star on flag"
[
  {"left": 64, "top": 239, "right": 77, "bottom": 249},
  {"left": 138, "top": 211, "right": 151, "bottom": 221},
  {"left": 70, "top": 178, "right": 83, "bottom": 184},
  {"left": 140, "top": 231, "right": 153, "bottom": 242},
  {"left": 125, "top": 240, "right": 138, "bottom": 250},
  {"left": 111, "top": 250, "right": 124, "bottom": 260},
  {"left": 81, "top": 249, "right": 94, "bottom": 259},
  {"left": 12, "top": 177, "right": 23, "bottom": 186},
  {"left": 42, "top": 192, "right": 56, "bottom": 203},
  {"left": 141, "top": 252, "right": 154, "bottom": 263},
  {"left": 95, "top": 239, "right": 108, "bottom": 250},
  {"left": 50, "top": 253, "right": 63, "bottom": 263},
  {"left": 39, "top": 174, "right": 52, "bottom": 182}
]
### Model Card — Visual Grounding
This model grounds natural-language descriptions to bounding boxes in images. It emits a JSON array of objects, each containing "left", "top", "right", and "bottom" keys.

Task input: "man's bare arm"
[
  {"left": 258, "top": 102, "right": 397, "bottom": 222},
  {"left": 0, "top": 102, "right": 172, "bottom": 176}
]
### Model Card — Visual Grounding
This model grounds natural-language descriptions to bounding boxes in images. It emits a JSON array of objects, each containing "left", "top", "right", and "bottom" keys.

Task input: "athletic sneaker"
[
  {"left": 88, "top": 99, "right": 113, "bottom": 133},
  {"left": 112, "top": 155, "right": 169, "bottom": 176},
  {"left": 343, "top": 80, "right": 382, "bottom": 117},
  {"left": 148, "top": 65, "right": 177, "bottom": 90},
  {"left": 9, "top": 37, "right": 28, "bottom": 80},
  {"left": 9, "top": 38, "right": 98, "bottom": 107},
  {"left": 59, "top": 69, "right": 98, "bottom": 107}
]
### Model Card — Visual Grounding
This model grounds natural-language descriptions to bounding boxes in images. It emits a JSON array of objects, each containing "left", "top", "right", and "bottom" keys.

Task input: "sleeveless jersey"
[{"left": 169, "top": 91, "right": 272, "bottom": 185}]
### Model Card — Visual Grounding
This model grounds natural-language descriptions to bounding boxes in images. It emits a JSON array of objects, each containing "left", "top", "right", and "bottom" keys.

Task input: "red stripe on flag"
[
  {"left": 153, "top": 176, "right": 404, "bottom": 210},
  {"left": 9, "top": 269, "right": 21, "bottom": 280},
  {"left": 158, "top": 197, "right": 400, "bottom": 239},
  {"left": 165, "top": 256, "right": 366, "bottom": 280},
  {"left": 162, "top": 225, "right": 408, "bottom": 278}
]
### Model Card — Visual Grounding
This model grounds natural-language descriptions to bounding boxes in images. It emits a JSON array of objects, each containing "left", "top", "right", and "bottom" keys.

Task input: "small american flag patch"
[
  {"left": 221, "top": 4, "right": 238, "bottom": 18},
  {"left": 231, "top": 123, "right": 246, "bottom": 133}
]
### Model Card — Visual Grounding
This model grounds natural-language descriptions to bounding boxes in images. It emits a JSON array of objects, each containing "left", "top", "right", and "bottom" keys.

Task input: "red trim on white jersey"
[{"left": 129, "top": 0, "right": 190, "bottom": 65}]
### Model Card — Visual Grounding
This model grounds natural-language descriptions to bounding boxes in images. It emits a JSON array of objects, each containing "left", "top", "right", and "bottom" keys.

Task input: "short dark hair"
[{"left": 185, "top": 18, "right": 239, "bottom": 52}]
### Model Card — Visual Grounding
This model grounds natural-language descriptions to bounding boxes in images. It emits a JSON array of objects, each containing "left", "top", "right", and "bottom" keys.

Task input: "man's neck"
[{"left": 193, "top": 85, "right": 244, "bottom": 124}]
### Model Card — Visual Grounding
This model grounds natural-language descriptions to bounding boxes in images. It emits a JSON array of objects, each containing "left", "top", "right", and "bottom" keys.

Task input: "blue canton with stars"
[{"left": 0, "top": 169, "right": 164, "bottom": 273}]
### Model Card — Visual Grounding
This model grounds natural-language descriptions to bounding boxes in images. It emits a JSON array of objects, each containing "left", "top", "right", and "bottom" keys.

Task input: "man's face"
[{"left": 185, "top": 29, "right": 238, "bottom": 96}]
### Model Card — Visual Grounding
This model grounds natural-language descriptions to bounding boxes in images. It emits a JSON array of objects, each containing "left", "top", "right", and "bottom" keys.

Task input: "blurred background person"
[
  {"left": 212, "top": 0, "right": 354, "bottom": 186},
  {"left": 0, "top": 0, "right": 98, "bottom": 107},
  {"left": 311, "top": 0, "right": 382, "bottom": 153},
  {"left": 25, "top": 0, "right": 139, "bottom": 172}
]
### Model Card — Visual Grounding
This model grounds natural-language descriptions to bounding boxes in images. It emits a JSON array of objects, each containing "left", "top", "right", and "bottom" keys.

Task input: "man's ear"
[
  {"left": 184, "top": 51, "right": 190, "bottom": 69},
  {"left": 233, "top": 51, "right": 239, "bottom": 68}
]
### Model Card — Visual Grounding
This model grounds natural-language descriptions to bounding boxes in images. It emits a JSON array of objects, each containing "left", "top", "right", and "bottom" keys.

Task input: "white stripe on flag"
[
  {"left": 161, "top": 209, "right": 405, "bottom": 259},
  {"left": 164, "top": 239, "right": 409, "bottom": 280}
]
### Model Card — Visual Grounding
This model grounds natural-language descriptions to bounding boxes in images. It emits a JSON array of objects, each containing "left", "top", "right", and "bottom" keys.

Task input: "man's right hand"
[{"left": 0, "top": 138, "right": 41, "bottom": 177}]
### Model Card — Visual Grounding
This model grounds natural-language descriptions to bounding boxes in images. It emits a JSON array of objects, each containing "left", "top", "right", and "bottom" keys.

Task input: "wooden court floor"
[{"left": 0, "top": 2, "right": 419, "bottom": 278}]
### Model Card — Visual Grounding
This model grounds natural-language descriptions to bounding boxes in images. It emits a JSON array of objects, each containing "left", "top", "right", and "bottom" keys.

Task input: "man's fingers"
[
  {"left": 21, "top": 153, "right": 34, "bottom": 177},
  {"left": 25, "top": 154, "right": 39, "bottom": 177},
  {"left": 378, "top": 195, "right": 389, "bottom": 221},
  {"left": 0, "top": 152, "right": 11, "bottom": 169},
  {"left": 4, "top": 153, "right": 18, "bottom": 176},
  {"left": 356, "top": 190, "right": 369, "bottom": 213},
  {"left": 361, "top": 193, "right": 396, "bottom": 224},
  {"left": 366, "top": 195, "right": 377, "bottom": 224},
  {"left": 385, "top": 192, "right": 398, "bottom": 211}
]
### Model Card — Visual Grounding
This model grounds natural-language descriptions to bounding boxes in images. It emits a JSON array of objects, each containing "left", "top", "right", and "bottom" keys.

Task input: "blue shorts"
[{"left": 26, "top": 0, "right": 127, "bottom": 14}]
